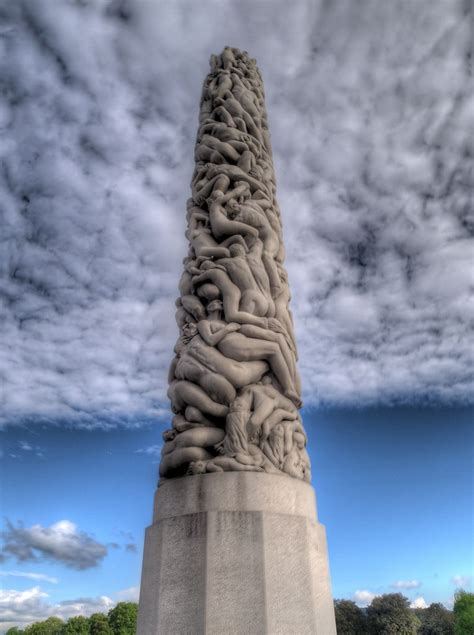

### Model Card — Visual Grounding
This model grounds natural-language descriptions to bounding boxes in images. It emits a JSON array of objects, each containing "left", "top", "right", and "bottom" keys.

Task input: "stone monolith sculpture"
[{"left": 137, "top": 47, "right": 336, "bottom": 635}]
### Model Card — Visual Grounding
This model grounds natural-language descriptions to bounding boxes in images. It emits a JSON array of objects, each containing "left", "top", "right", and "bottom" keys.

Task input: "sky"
[{"left": 0, "top": 0, "right": 473, "bottom": 631}]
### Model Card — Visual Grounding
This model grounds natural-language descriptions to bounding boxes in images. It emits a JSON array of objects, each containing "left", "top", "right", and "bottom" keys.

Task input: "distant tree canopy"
[
  {"left": 5, "top": 603, "right": 138, "bottom": 635},
  {"left": 334, "top": 599, "right": 368, "bottom": 634},
  {"left": 416, "top": 602, "right": 455, "bottom": 635},
  {"left": 6, "top": 594, "right": 470, "bottom": 634},
  {"left": 7, "top": 619, "right": 65, "bottom": 635},
  {"left": 60, "top": 616, "right": 89, "bottom": 635},
  {"left": 331, "top": 594, "right": 464, "bottom": 635},
  {"left": 88, "top": 613, "right": 113, "bottom": 635},
  {"left": 453, "top": 590, "right": 474, "bottom": 635},
  {"left": 27, "top": 618, "right": 64, "bottom": 635},
  {"left": 366, "top": 593, "right": 420, "bottom": 634},
  {"left": 107, "top": 603, "right": 138, "bottom": 635}
]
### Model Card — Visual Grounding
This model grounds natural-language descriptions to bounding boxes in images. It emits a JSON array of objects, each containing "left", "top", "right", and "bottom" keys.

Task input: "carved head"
[
  {"left": 182, "top": 322, "right": 198, "bottom": 338},
  {"left": 163, "top": 429, "right": 176, "bottom": 442},
  {"left": 208, "top": 187, "right": 223, "bottom": 202},
  {"left": 225, "top": 199, "right": 240, "bottom": 217},
  {"left": 236, "top": 180, "right": 251, "bottom": 197},
  {"left": 197, "top": 283, "right": 221, "bottom": 301},
  {"left": 229, "top": 244, "right": 246, "bottom": 258},
  {"left": 199, "top": 259, "right": 215, "bottom": 271},
  {"left": 207, "top": 299, "right": 223, "bottom": 314},
  {"left": 273, "top": 423, "right": 285, "bottom": 438},
  {"left": 190, "top": 460, "right": 207, "bottom": 474},
  {"left": 293, "top": 431, "right": 306, "bottom": 449}
]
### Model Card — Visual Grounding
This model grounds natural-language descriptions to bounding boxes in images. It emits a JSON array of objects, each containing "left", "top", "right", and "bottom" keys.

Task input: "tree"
[
  {"left": 367, "top": 593, "right": 420, "bottom": 634},
  {"left": 89, "top": 613, "right": 113, "bottom": 635},
  {"left": 6, "top": 629, "right": 24, "bottom": 635},
  {"left": 417, "top": 603, "right": 454, "bottom": 634},
  {"left": 24, "top": 618, "right": 64, "bottom": 635},
  {"left": 453, "top": 590, "right": 474, "bottom": 635},
  {"left": 60, "top": 616, "right": 89, "bottom": 635},
  {"left": 334, "top": 599, "right": 368, "bottom": 634},
  {"left": 107, "top": 602, "right": 138, "bottom": 635}
]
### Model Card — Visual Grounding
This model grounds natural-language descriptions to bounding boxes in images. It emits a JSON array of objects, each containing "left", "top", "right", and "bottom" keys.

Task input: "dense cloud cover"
[{"left": 1, "top": 0, "right": 472, "bottom": 426}]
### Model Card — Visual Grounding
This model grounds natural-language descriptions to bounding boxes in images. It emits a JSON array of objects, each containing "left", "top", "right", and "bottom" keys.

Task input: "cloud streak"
[
  {"left": 1, "top": 0, "right": 472, "bottom": 426},
  {"left": 0, "top": 571, "right": 58, "bottom": 584},
  {"left": 391, "top": 580, "right": 421, "bottom": 590}
]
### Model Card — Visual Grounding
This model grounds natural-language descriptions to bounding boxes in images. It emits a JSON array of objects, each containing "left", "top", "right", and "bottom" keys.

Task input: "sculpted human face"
[
  {"left": 207, "top": 299, "right": 223, "bottom": 315},
  {"left": 183, "top": 323, "right": 198, "bottom": 338}
]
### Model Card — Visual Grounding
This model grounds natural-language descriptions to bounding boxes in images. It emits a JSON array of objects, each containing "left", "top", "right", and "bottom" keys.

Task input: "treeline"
[
  {"left": 6, "top": 591, "right": 474, "bottom": 634},
  {"left": 334, "top": 590, "right": 474, "bottom": 634},
  {"left": 5, "top": 602, "right": 137, "bottom": 635}
]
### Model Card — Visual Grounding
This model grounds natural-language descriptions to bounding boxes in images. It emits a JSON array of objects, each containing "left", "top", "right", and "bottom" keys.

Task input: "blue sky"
[
  {"left": 1, "top": 405, "right": 472, "bottom": 628},
  {"left": 1, "top": 0, "right": 473, "bottom": 630}
]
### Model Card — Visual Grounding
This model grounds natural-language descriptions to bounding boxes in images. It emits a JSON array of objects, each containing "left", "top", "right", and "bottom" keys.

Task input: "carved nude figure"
[
  {"left": 214, "top": 93, "right": 263, "bottom": 142},
  {"left": 192, "top": 263, "right": 275, "bottom": 326},
  {"left": 189, "top": 457, "right": 262, "bottom": 474},
  {"left": 168, "top": 379, "right": 228, "bottom": 418},
  {"left": 196, "top": 301, "right": 300, "bottom": 405},
  {"left": 226, "top": 202, "right": 282, "bottom": 295},
  {"left": 171, "top": 321, "right": 269, "bottom": 395}
]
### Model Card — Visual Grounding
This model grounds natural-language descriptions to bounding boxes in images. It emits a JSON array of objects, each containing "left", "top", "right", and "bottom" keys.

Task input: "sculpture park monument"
[{"left": 137, "top": 47, "right": 337, "bottom": 635}]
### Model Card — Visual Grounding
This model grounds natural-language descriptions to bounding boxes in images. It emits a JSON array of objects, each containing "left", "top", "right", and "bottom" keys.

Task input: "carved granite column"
[{"left": 137, "top": 47, "right": 336, "bottom": 635}]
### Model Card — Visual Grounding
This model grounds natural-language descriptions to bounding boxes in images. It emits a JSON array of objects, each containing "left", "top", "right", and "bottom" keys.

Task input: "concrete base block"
[{"left": 137, "top": 473, "right": 336, "bottom": 635}]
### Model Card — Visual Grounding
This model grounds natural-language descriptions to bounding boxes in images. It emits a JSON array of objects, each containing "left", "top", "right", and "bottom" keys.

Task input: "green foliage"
[
  {"left": 89, "top": 613, "right": 113, "bottom": 635},
  {"left": 5, "top": 629, "right": 25, "bottom": 635},
  {"left": 367, "top": 593, "right": 420, "bottom": 634},
  {"left": 60, "top": 616, "right": 89, "bottom": 635},
  {"left": 107, "top": 602, "right": 138, "bottom": 635},
  {"left": 334, "top": 599, "right": 368, "bottom": 634},
  {"left": 23, "top": 618, "right": 64, "bottom": 635},
  {"left": 453, "top": 590, "right": 474, "bottom": 635},
  {"left": 417, "top": 602, "right": 455, "bottom": 634}
]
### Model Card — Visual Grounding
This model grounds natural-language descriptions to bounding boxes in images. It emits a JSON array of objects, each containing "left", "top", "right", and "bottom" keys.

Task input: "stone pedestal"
[{"left": 137, "top": 472, "right": 336, "bottom": 635}]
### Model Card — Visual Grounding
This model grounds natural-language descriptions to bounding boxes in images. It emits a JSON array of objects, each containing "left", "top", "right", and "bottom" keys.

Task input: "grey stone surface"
[
  {"left": 137, "top": 472, "right": 336, "bottom": 634},
  {"left": 152, "top": 471, "right": 318, "bottom": 521}
]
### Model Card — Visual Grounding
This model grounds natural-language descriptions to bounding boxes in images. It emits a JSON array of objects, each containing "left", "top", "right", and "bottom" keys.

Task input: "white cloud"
[
  {"left": 0, "top": 586, "right": 114, "bottom": 632},
  {"left": 0, "top": 571, "right": 58, "bottom": 584},
  {"left": 353, "top": 590, "right": 377, "bottom": 607},
  {"left": 444, "top": 596, "right": 455, "bottom": 610},
  {"left": 0, "top": 0, "right": 471, "bottom": 426},
  {"left": 1, "top": 520, "right": 108, "bottom": 570},
  {"left": 410, "top": 597, "right": 428, "bottom": 609},
  {"left": 391, "top": 580, "right": 421, "bottom": 590},
  {"left": 451, "top": 574, "right": 472, "bottom": 588}
]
